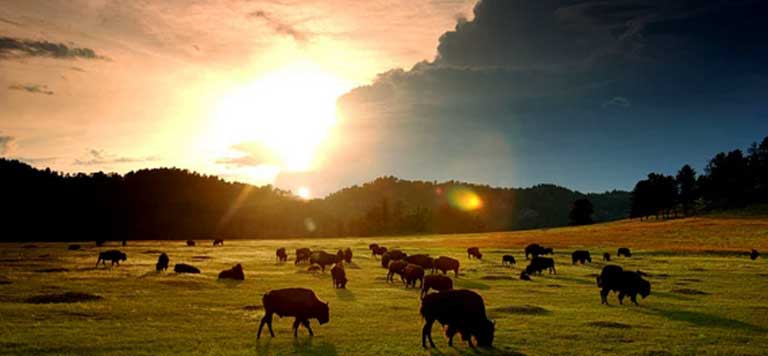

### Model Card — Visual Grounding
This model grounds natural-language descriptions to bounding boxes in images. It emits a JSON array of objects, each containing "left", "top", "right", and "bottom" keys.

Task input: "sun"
[
  {"left": 296, "top": 186, "right": 311, "bottom": 200},
  {"left": 208, "top": 61, "right": 353, "bottom": 182}
]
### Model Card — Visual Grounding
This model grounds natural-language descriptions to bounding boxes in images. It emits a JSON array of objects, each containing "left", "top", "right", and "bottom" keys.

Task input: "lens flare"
[{"left": 447, "top": 187, "right": 482, "bottom": 211}]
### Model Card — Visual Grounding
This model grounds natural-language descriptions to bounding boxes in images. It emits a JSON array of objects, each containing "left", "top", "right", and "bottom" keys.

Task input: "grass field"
[{"left": 1, "top": 216, "right": 767, "bottom": 356}]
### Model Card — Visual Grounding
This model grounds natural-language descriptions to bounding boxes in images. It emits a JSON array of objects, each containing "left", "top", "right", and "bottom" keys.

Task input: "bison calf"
[
  {"left": 219, "top": 263, "right": 245, "bottom": 280},
  {"left": 276, "top": 247, "right": 288, "bottom": 262},
  {"left": 617, "top": 247, "right": 632, "bottom": 257},
  {"left": 97, "top": 250, "right": 127, "bottom": 266},
  {"left": 467, "top": 247, "right": 482, "bottom": 260},
  {"left": 421, "top": 274, "right": 453, "bottom": 298},
  {"left": 751, "top": 249, "right": 760, "bottom": 260},
  {"left": 603, "top": 252, "right": 611, "bottom": 261},
  {"left": 331, "top": 263, "right": 347, "bottom": 288},
  {"left": 257, "top": 288, "right": 329, "bottom": 338},
  {"left": 502, "top": 255, "right": 516, "bottom": 266},
  {"left": 421, "top": 289, "right": 494, "bottom": 348},
  {"left": 156, "top": 253, "right": 169, "bottom": 272},
  {"left": 571, "top": 250, "right": 592, "bottom": 264}
]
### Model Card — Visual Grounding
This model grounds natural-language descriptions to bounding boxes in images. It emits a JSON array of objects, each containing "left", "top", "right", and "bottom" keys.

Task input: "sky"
[{"left": 1, "top": 0, "right": 767, "bottom": 197}]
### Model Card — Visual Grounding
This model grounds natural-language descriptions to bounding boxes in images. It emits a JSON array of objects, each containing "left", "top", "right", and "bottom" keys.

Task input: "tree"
[
  {"left": 569, "top": 198, "right": 594, "bottom": 225},
  {"left": 676, "top": 164, "right": 698, "bottom": 215}
]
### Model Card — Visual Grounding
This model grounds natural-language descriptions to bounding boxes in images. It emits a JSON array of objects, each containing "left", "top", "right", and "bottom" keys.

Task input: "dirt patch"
[
  {"left": 492, "top": 305, "right": 550, "bottom": 315},
  {"left": 672, "top": 288, "right": 710, "bottom": 295},
  {"left": 586, "top": 321, "right": 632, "bottom": 329},
  {"left": 481, "top": 275, "right": 514, "bottom": 280},
  {"left": 34, "top": 268, "right": 69, "bottom": 273},
  {"left": 25, "top": 292, "right": 102, "bottom": 304},
  {"left": 243, "top": 305, "right": 263, "bottom": 311}
]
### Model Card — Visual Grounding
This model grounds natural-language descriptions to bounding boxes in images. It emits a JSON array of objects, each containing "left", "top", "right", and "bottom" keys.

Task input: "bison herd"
[{"left": 75, "top": 239, "right": 763, "bottom": 349}]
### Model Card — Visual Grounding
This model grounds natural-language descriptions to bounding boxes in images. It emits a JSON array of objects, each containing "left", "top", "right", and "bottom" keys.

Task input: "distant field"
[{"left": 1, "top": 216, "right": 767, "bottom": 356}]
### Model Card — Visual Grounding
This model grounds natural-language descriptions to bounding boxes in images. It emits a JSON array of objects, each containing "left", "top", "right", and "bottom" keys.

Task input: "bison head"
[
  {"left": 639, "top": 279, "right": 651, "bottom": 299},
  {"left": 474, "top": 319, "right": 495, "bottom": 347},
  {"left": 317, "top": 302, "right": 330, "bottom": 325},
  {"left": 120, "top": 253, "right": 127, "bottom": 261}
]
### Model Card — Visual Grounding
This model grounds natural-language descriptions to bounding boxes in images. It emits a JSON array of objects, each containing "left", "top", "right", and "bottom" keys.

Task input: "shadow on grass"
[
  {"left": 453, "top": 279, "right": 491, "bottom": 290},
  {"left": 335, "top": 288, "right": 355, "bottom": 301},
  {"left": 292, "top": 337, "right": 338, "bottom": 356},
  {"left": 646, "top": 306, "right": 765, "bottom": 332},
  {"left": 652, "top": 291, "right": 694, "bottom": 301}
]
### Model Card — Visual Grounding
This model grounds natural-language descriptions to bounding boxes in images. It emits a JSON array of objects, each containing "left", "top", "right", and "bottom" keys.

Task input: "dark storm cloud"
[
  {"left": 247, "top": 10, "right": 309, "bottom": 42},
  {"left": 8, "top": 83, "right": 54, "bottom": 95},
  {"left": 73, "top": 149, "right": 157, "bottom": 166},
  {"left": 0, "top": 135, "right": 15, "bottom": 155},
  {"left": 335, "top": 0, "right": 768, "bottom": 192},
  {"left": 0, "top": 36, "right": 108, "bottom": 60}
]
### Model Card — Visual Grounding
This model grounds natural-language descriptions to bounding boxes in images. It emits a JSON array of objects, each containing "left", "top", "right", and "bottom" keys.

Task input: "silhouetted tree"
[
  {"left": 569, "top": 198, "right": 594, "bottom": 225},
  {"left": 676, "top": 164, "right": 698, "bottom": 215}
]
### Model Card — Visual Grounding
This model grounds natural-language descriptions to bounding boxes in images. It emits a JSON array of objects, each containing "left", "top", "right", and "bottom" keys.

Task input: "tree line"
[
  {"left": 630, "top": 136, "right": 768, "bottom": 219},
  {"left": 0, "top": 159, "right": 628, "bottom": 241}
]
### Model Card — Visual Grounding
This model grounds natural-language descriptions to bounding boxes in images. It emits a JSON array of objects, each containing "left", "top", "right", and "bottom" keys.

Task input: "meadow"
[{"left": 1, "top": 215, "right": 767, "bottom": 356}]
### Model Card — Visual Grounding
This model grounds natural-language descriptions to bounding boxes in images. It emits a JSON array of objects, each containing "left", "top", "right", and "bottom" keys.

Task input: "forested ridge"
[{"left": 0, "top": 160, "right": 628, "bottom": 241}]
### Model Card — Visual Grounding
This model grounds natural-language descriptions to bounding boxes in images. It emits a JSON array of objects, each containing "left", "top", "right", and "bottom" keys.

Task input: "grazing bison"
[
  {"left": 331, "top": 263, "right": 347, "bottom": 288},
  {"left": 381, "top": 250, "right": 407, "bottom": 268},
  {"left": 174, "top": 263, "right": 200, "bottom": 274},
  {"left": 571, "top": 250, "right": 592, "bottom": 264},
  {"left": 467, "top": 247, "right": 482, "bottom": 260},
  {"left": 67, "top": 244, "right": 81, "bottom": 251},
  {"left": 387, "top": 260, "right": 409, "bottom": 283},
  {"left": 219, "top": 264, "right": 245, "bottom": 280},
  {"left": 519, "top": 271, "right": 531, "bottom": 280},
  {"left": 525, "top": 257, "right": 556, "bottom": 275},
  {"left": 617, "top": 247, "right": 632, "bottom": 257},
  {"left": 603, "top": 252, "right": 611, "bottom": 261},
  {"left": 525, "top": 243, "right": 542, "bottom": 259},
  {"left": 371, "top": 245, "right": 387, "bottom": 258},
  {"left": 276, "top": 248, "right": 288, "bottom": 262},
  {"left": 597, "top": 265, "right": 651, "bottom": 305},
  {"left": 213, "top": 239, "right": 224, "bottom": 246},
  {"left": 156, "top": 253, "right": 169, "bottom": 271},
  {"left": 186, "top": 240, "right": 196, "bottom": 247},
  {"left": 343, "top": 248, "right": 353, "bottom": 263},
  {"left": 96, "top": 250, "right": 127, "bottom": 266},
  {"left": 540, "top": 247, "right": 554, "bottom": 256},
  {"left": 295, "top": 248, "right": 312, "bottom": 265},
  {"left": 257, "top": 288, "right": 329, "bottom": 338},
  {"left": 751, "top": 249, "right": 760, "bottom": 260},
  {"left": 404, "top": 264, "right": 425, "bottom": 288},
  {"left": 310, "top": 251, "right": 339, "bottom": 272},
  {"left": 369, "top": 243, "right": 379, "bottom": 252},
  {"left": 421, "top": 275, "right": 453, "bottom": 298},
  {"left": 406, "top": 254, "right": 434, "bottom": 270},
  {"left": 420, "top": 289, "right": 494, "bottom": 348},
  {"left": 433, "top": 256, "right": 460, "bottom": 277},
  {"left": 502, "top": 255, "right": 516, "bottom": 266}
]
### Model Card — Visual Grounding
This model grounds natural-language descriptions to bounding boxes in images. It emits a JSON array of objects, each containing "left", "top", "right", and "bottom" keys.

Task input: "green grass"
[{"left": 1, "top": 216, "right": 768, "bottom": 355}]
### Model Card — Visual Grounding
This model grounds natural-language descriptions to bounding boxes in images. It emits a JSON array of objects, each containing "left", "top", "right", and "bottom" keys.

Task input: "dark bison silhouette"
[
  {"left": 371, "top": 245, "right": 387, "bottom": 258},
  {"left": 156, "top": 253, "right": 169, "bottom": 271},
  {"left": 331, "top": 263, "right": 347, "bottom": 288},
  {"left": 276, "top": 248, "right": 287, "bottom": 262},
  {"left": 219, "top": 264, "right": 245, "bottom": 280},
  {"left": 526, "top": 257, "right": 555, "bottom": 275},
  {"left": 421, "top": 274, "right": 453, "bottom": 299},
  {"left": 295, "top": 248, "right": 312, "bottom": 265},
  {"left": 525, "top": 243, "right": 553, "bottom": 259},
  {"left": 406, "top": 254, "right": 434, "bottom": 270},
  {"left": 174, "top": 263, "right": 200, "bottom": 274},
  {"left": 467, "top": 247, "right": 482, "bottom": 260},
  {"left": 603, "top": 252, "right": 611, "bottom": 261},
  {"left": 571, "top": 250, "right": 592, "bottom": 264},
  {"left": 97, "top": 250, "right": 126, "bottom": 266},
  {"left": 420, "top": 289, "right": 494, "bottom": 348},
  {"left": 186, "top": 240, "right": 196, "bottom": 247},
  {"left": 310, "top": 251, "right": 339, "bottom": 272},
  {"left": 257, "top": 288, "right": 329, "bottom": 338},
  {"left": 597, "top": 265, "right": 650, "bottom": 305},
  {"left": 404, "top": 264, "right": 425, "bottom": 288},
  {"left": 617, "top": 247, "right": 632, "bottom": 257},
  {"left": 751, "top": 249, "right": 760, "bottom": 260},
  {"left": 343, "top": 248, "right": 353, "bottom": 263},
  {"left": 213, "top": 239, "right": 224, "bottom": 246},
  {"left": 381, "top": 250, "right": 407, "bottom": 268},
  {"left": 433, "top": 256, "right": 460, "bottom": 277},
  {"left": 502, "top": 255, "right": 516, "bottom": 266},
  {"left": 387, "top": 260, "right": 408, "bottom": 283}
]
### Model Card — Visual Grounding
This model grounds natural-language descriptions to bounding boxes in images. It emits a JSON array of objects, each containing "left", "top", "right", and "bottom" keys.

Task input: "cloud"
[
  {"left": 12, "top": 156, "right": 58, "bottom": 165},
  {"left": 248, "top": 10, "right": 309, "bottom": 42},
  {"left": 73, "top": 149, "right": 158, "bottom": 166},
  {"left": 0, "top": 36, "right": 108, "bottom": 60},
  {"left": 215, "top": 142, "right": 279, "bottom": 168},
  {"left": 0, "top": 135, "right": 15, "bottom": 155},
  {"left": 602, "top": 96, "right": 630, "bottom": 108},
  {"left": 8, "top": 83, "right": 54, "bottom": 95}
]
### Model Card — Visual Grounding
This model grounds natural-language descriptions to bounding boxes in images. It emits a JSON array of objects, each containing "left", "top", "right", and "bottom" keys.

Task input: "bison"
[
  {"left": 751, "top": 249, "right": 760, "bottom": 260},
  {"left": 420, "top": 289, "right": 494, "bottom": 348},
  {"left": 96, "top": 250, "right": 127, "bottom": 266},
  {"left": 433, "top": 256, "right": 460, "bottom": 277},
  {"left": 336, "top": 249, "right": 345, "bottom": 262},
  {"left": 421, "top": 274, "right": 453, "bottom": 298},
  {"left": 603, "top": 252, "right": 611, "bottom": 261},
  {"left": 381, "top": 250, "right": 407, "bottom": 268},
  {"left": 369, "top": 243, "right": 379, "bottom": 252},
  {"left": 597, "top": 265, "right": 651, "bottom": 305},
  {"left": 525, "top": 257, "right": 555, "bottom": 275},
  {"left": 571, "top": 250, "right": 592, "bottom": 264},
  {"left": 467, "top": 247, "right": 482, "bottom": 260},
  {"left": 343, "top": 248, "right": 353, "bottom": 263},
  {"left": 156, "top": 253, "right": 169, "bottom": 271},
  {"left": 519, "top": 270, "right": 531, "bottom": 280},
  {"left": 310, "top": 251, "right": 339, "bottom": 272},
  {"left": 404, "top": 264, "right": 425, "bottom": 288},
  {"left": 257, "top": 288, "right": 329, "bottom": 338},
  {"left": 371, "top": 245, "right": 387, "bottom": 258},
  {"left": 276, "top": 247, "right": 288, "bottom": 262},
  {"left": 186, "top": 240, "right": 196, "bottom": 247},
  {"left": 331, "top": 263, "right": 347, "bottom": 288},
  {"left": 295, "top": 248, "right": 312, "bottom": 265},
  {"left": 525, "top": 243, "right": 542, "bottom": 259},
  {"left": 174, "top": 263, "right": 200, "bottom": 274},
  {"left": 213, "top": 239, "right": 224, "bottom": 246},
  {"left": 502, "top": 255, "right": 516, "bottom": 266},
  {"left": 219, "top": 263, "right": 245, "bottom": 280},
  {"left": 617, "top": 247, "right": 632, "bottom": 257},
  {"left": 406, "top": 254, "right": 434, "bottom": 271},
  {"left": 387, "top": 260, "right": 409, "bottom": 283}
]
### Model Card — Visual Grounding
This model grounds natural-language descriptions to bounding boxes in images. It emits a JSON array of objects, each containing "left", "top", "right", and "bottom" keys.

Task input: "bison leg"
[
  {"left": 301, "top": 319, "right": 314, "bottom": 336},
  {"left": 257, "top": 312, "right": 274, "bottom": 338},
  {"left": 618, "top": 291, "right": 626, "bottom": 304},
  {"left": 422, "top": 318, "right": 436, "bottom": 348},
  {"left": 96, "top": 258, "right": 101, "bottom": 267},
  {"left": 292, "top": 319, "right": 301, "bottom": 337},
  {"left": 630, "top": 293, "right": 639, "bottom": 306},
  {"left": 601, "top": 288, "right": 610, "bottom": 304}
]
